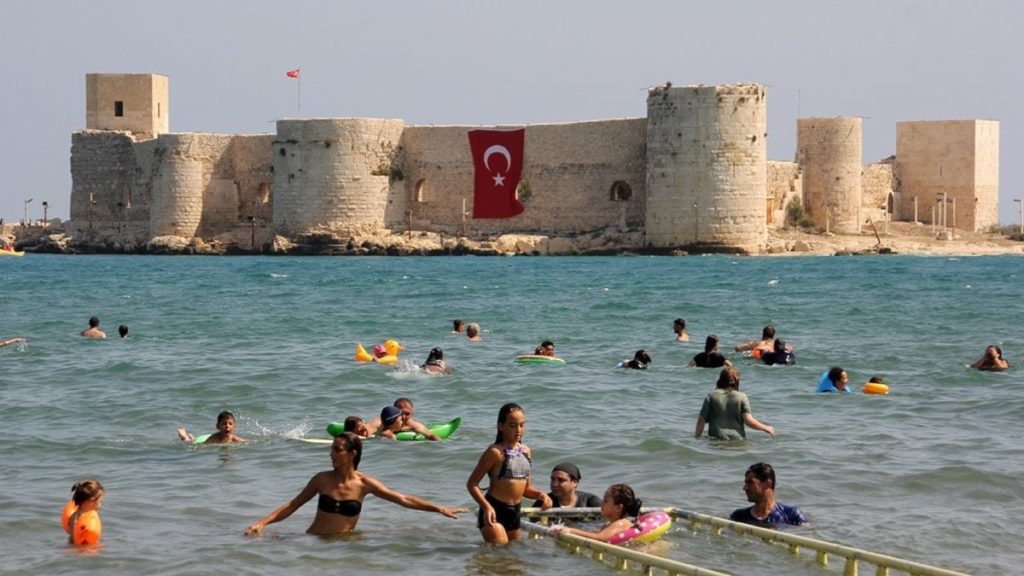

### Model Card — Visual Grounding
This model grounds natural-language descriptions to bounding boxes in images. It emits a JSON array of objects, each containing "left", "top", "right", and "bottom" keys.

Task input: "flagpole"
[{"left": 297, "top": 68, "right": 302, "bottom": 115}]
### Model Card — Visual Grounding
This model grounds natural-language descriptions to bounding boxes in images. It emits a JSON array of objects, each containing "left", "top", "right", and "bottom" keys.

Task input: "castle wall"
[
  {"left": 767, "top": 161, "right": 802, "bottom": 228},
  {"left": 974, "top": 121, "right": 1000, "bottom": 231},
  {"left": 86, "top": 74, "right": 168, "bottom": 138},
  {"left": 896, "top": 120, "right": 999, "bottom": 232},
  {"left": 69, "top": 130, "right": 141, "bottom": 236},
  {"left": 797, "top": 117, "right": 862, "bottom": 234},
  {"left": 645, "top": 84, "right": 767, "bottom": 252},
  {"left": 394, "top": 119, "right": 646, "bottom": 235},
  {"left": 70, "top": 130, "right": 272, "bottom": 243},
  {"left": 862, "top": 160, "right": 895, "bottom": 226},
  {"left": 272, "top": 118, "right": 406, "bottom": 235}
]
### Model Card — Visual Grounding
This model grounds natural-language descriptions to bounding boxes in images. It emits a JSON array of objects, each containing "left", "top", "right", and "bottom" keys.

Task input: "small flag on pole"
[{"left": 286, "top": 68, "right": 300, "bottom": 78}]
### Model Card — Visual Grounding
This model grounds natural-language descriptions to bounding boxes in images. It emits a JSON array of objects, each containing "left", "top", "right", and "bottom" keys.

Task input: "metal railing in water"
[{"left": 520, "top": 507, "right": 971, "bottom": 576}]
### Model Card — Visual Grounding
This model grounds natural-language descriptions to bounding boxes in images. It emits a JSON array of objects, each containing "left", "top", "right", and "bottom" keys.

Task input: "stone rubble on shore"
[{"left": 6, "top": 221, "right": 1022, "bottom": 257}]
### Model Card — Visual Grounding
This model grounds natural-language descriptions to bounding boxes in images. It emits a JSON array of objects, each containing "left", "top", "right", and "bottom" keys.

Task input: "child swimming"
[
  {"left": 466, "top": 402, "right": 552, "bottom": 544},
  {"left": 551, "top": 483, "right": 642, "bottom": 542},
  {"left": 63, "top": 479, "right": 105, "bottom": 546},
  {"left": 177, "top": 411, "right": 247, "bottom": 444}
]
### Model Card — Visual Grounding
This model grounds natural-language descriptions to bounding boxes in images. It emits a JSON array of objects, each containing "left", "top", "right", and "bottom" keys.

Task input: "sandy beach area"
[{"left": 767, "top": 221, "right": 1024, "bottom": 257}]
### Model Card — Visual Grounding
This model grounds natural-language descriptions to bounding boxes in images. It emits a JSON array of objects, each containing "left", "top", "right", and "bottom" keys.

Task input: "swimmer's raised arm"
[
  {"left": 245, "top": 475, "right": 322, "bottom": 536},
  {"left": 363, "top": 474, "right": 467, "bottom": 519}
]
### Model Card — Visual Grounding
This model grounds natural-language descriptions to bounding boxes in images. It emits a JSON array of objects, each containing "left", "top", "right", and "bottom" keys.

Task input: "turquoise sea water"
[{"left": 1, "top": 254, "right": 1021, "bottom": 575}]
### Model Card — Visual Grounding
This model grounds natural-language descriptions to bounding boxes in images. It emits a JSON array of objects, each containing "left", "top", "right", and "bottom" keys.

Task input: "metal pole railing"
[{"left": 666, "top": 508, "right": 970, "bottom": 576}]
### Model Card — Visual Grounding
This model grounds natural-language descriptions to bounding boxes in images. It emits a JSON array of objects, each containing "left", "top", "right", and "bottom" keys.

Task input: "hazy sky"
[{"left": 1, "top": 0, "right": 1020, "bottom": 224}]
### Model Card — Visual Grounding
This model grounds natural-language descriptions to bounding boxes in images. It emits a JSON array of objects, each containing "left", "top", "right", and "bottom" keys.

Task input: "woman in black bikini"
[
  {"left": 466, "top": 403, "right": 552, "bottom": 545},
  {"left": 245, "top": 433, "right": 467, "bottom": 536}
]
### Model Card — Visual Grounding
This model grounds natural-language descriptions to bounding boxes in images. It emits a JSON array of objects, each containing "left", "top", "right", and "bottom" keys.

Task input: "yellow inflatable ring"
[{"left": 863, "top": 382, "right": 890, "bottom": 395}]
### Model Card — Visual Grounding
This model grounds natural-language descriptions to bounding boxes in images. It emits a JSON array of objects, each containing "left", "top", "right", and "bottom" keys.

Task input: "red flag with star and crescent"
[{"left": 468, "top": 129, "right": 525, "bottom": 219}]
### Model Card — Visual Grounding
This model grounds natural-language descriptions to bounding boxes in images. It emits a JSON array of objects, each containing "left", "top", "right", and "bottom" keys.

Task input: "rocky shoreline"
[{"left": 7, "top": 222, "right": 1023, "bottom": 257}]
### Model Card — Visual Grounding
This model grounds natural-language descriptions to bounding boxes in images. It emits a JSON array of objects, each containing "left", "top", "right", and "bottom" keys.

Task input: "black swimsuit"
[{"left": 317, "top": 494, "right": 362, "bottom": 517}]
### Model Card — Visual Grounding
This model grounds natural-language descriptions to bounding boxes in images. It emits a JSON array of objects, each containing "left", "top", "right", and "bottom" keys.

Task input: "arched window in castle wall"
[
  {"left": 610, "top": 180, "right": 632, "bottom": 201},
  {"left": 259, "top": 183, "right": 270, "bottom": 204},
  {"left": 886, "top": 191, "right": 894, "bottom": 218},
  {"left": 415, "top": 179, "right": 427, "bottom": 203}
]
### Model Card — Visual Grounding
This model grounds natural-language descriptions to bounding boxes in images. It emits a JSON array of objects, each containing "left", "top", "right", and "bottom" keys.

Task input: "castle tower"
[
  {"left": 644, "top": 84, "right": 767, "bottom": 252},
  {"left": 896, "top": 120, "right": 999, "bottom": 232},
  {"left": 149, "top": 135, "right": 206, "bottom": 238},
  {"left": 796, "top": 117, "right": 862, "bottom": 233},
  {"left": 86, "top": 73, "right": 169, "bottom": 139},
  {"left": 272, "top": 118, "right": 406, "bottom": 235}
]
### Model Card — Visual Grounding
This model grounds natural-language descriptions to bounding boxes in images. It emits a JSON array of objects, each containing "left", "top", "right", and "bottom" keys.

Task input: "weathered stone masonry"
[{"left": 68, "top": 74, "right": 1000, "bottom": 254}]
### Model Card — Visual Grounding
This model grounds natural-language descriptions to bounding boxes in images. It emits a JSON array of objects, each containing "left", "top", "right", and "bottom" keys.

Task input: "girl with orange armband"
[{"left": 62, "top": 479, "right": 104, "bottom": 546}]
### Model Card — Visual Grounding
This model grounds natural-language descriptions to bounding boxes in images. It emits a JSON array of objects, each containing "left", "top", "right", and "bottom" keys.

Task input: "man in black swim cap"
[{"left": 533, "top": 462, "right": 602, "bottom": 508}]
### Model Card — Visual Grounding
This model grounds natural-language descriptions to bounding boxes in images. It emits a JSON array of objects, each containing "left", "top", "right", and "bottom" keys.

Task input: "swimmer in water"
[
  {"left": 245, "top": 433, "right": 467, "bottom": 536},
  {"left": 735, "top": 325, "right": 775, "bottom": 355},
  {"left": 689, "top": 334, "right": 732, "bottom": 368},
  {"left": 80, "top": 316, "right": 106, "bottom": 339},
  {"left": 730, "top": 462, "right": 806, "bottom": 527},
  {"left": 65, "top": 479, "right": 105, "bottom": 545},
  {"left": 620, "top": 349, "right": 651, "bottom": 369},
  {"left": 971, "top": 345, "right": 1009, "bottom": 371},
  {"left": 0, "top": 337, "right": 26, "bottom": 348},
  {"left": 673, "top": 318, "right": 690, "bottom": 342},
  {"left": 816, "top": 366, "right": 851, "bottom": 393},
  {"left": 550, "top": 484, "right": 642, "bottom": 542},
  {"left": 177, "top": 411, "right": 247, "bottom": 444},
  {"left": 422, "top": 347, "right": 454, "bottom": 374},
  {"left": 467, "top": 403, "right": 552, "bottom": 545}
]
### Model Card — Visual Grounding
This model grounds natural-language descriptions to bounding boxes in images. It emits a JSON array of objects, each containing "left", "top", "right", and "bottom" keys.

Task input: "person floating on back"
[
  {"left": 971, "top": 345, "right": 1009, "bottom": 371},
  {"left": 730, "top": 462, "right": 806, "bottom": 527},
  {"left": 80, "top": 316, "right": 106, "bottom": 339},
  {"left": 178, "top": 411, "right": 247, "bottom": 444}
]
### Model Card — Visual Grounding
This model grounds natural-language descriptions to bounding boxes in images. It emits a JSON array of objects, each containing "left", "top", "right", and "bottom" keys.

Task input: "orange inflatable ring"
[
  {"left": 71, "top": 510, "right": 102, "bottom": 546},
  {"left": 863, "top": 382, "right": 890, "bottom": 395},
  {"left": 61, "top": 499, "right": 77, "bottom": 533}
]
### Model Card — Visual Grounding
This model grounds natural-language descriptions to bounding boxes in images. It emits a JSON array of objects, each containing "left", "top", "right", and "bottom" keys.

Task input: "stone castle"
[{"left": 67, "top": 73, "right": 999, "bottom": 254}]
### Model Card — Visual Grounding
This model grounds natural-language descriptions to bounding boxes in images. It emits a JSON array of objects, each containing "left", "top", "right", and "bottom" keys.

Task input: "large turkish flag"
[{"left": 468, "top": 129, "right": 525, "bottom": 219}]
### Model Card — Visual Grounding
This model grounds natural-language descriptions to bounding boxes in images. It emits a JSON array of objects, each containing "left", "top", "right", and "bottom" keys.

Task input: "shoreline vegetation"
[{"left": 6, "top": 221, "right": 1023, "bottom": 257}]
